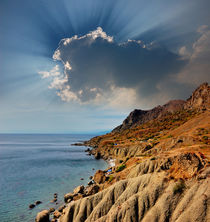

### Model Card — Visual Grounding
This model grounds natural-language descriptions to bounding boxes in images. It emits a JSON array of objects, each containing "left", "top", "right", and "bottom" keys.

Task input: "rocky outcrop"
[
  {"left": 93, "top": 170, "right": 107, "bottom": 184},
  {"left": 35, "top": 210, "right": 49, "bottom": 222},
  {"left": 185, "top": 82, "right": 210, "bottom": 110},
  {"left": 113, "top": 100, "right": 186, "bottom": 132}
]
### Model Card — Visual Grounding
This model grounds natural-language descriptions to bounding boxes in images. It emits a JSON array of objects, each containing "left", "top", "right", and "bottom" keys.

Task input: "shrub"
[
  {"left": 202, "top": 136, "right": 208, "bottom": 140},
  {"left": 108, "top": 175, "right": 114, "bottom": 182},
  {"left": 173, "top": 181, "right": 186, "bottom": 194},
  {"left": 116, "top": 164, "right": 126, "bottom": 172}
]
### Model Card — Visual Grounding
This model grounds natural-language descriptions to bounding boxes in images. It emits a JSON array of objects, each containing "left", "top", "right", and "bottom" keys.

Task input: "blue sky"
[{"left": 0, "top": 0, "right": 210, "bottom": 133}]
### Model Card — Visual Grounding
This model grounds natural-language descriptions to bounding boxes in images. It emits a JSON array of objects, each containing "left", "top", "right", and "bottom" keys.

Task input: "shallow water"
[{"left": 0, "top": 134, "right": 107, "bottom": 222}]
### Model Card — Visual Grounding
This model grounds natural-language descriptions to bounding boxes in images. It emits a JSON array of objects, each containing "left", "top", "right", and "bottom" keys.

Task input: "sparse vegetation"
[
  {"left": 116, "top": 164, "right": 126, "bottom": 172},
  {"left": 173, "top": 181, "right": 186, "bottom": 194},
  {"left": 108, "top": 175, "right": 114, "bottom": 182}
]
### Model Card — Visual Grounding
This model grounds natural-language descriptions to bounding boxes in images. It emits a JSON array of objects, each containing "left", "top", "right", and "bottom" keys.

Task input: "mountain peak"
[{"left": 113, "top": 82, "right": 209, "bottom": 132}]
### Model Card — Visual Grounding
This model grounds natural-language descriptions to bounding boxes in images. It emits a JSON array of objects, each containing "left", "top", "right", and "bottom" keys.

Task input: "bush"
[
  {"left": 202, "top": 136, "right": 208, "bottom": 140},
  {"left": 108, "top": 175, "right": 114, "bottom": 182},
  {"left": 116, "top": 164, "right": 126, "bottom": 172},
  {"left": 173, "top": 181, "right": 186, "bottom": 194}
]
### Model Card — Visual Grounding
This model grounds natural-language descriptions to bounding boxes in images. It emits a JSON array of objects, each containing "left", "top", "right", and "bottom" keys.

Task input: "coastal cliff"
[{"left": 37, "top": 83, "right": 210, "bottom": 222}]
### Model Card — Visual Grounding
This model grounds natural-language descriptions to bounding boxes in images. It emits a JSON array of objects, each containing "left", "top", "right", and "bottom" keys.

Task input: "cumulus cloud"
[
  {"left": 42, "top": 27, "right": 185, "bottom": 108},
  {"left": 177, "top": 25, "right": 210, "bottom": 85},
  {"left": 39, "top": 26, "right": 209, "bottom": 109}
]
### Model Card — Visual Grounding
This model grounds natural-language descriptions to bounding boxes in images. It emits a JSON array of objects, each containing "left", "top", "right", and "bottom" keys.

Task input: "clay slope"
[{"left": 60, "top": 160, "right": 210, "bottom": 222}]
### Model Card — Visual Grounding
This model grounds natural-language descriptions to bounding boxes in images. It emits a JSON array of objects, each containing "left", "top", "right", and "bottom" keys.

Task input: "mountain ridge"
[{"left": 113, "top": 82, "right": 209, "bottom": 133}]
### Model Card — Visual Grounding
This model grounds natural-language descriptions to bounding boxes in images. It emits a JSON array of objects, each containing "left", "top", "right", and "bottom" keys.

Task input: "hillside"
[
  {"left": 113, "top": 82, "right": 209, "bottom": 133},
  {"left": 36, "top": 83, "right": 210, "bottom": 222}
]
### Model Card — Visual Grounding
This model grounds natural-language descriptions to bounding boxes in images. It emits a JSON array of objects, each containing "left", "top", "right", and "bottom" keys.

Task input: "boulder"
[
  {"left": 95, "top": 152, "right": 101, "bottom": 159},
  {"left": 29, "top": 204, "right": 35, "bottom": 209},
  {"left": 86, "top": 184, "right": 100, "bottom": 196},
  {"left": 93, "top": 170, "right": 106, "bottom": 184},
  {"left": 64, "top": 192, "right": 74, "bottom": 203},
  {"left": 49, "top": 208, "right": 55, "bottom": 213},
  {"left": 35, "top": 200, "right": 42, "bottom": 205},
  {"left": 73, "top": 185, "right": 84, "bottom": 194},
  {"left": 73, "top": 193, "right": 84, "bottom": 201},
  {"left": 88, "top": 180, "right": 93, "bottom": 186},
  {"left": 53, "top": 210, "right": 61, "bottom": 218},
  {"left": 50, "top": 198, "right": 57, "bottom": 203},
  {"left": 58, "top": 205, "right": 65, "bottom": 212},
  {"left": 35, "top": 210, "right": 49, "bottom": 222}
]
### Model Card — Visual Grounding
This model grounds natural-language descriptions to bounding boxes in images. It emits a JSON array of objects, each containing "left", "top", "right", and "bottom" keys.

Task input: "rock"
[
  {"left": 73, "top": 193, "right": 84, "bottom": 201},
  {"left": 86, "top": 184, "right": 100, "bottom": 196},
  {"left": 29, "top": 204, "right": 35, "bottom": 209},
  {"left": 85, "top": 148, "right": 90, "bottom": 152},
  {"left": 93, "top": 170, "right": 106, "bottom": 184},
  {"left": 92, "top": 168, "right": 95, "bottom": 170},
  {"left": 35, "top": 200, "right": 42, "bottom": 205},
  {"left": 50, "top": 198, "right": 57, "bottom": 203},
  {"left": 53, "top": 210, "right": 61, "bottom": 218},
  {"left": 64, "top": 192, "right": 74, "bottom": 203},
  {"left": 58, "top": 205, "right": 65, "bottom": 212},
  {"left": 35, "top": 210, "right": 49, "bottom": 222},
  {"left": 54, "top": 193, "right": 57, "bottom": 198},
  {"left": 95, "top": 152, "right": 101, "bottom": 159},
  {"left": 80, "top": 177, "right": 84, "bottom": 180},
  {"left": 73, "top": 185, "right": 84, "bottom": 194},
  {"left": 88, "top": 180, "right": 93, "bottom": 186},
  {"left": 89, "top": 176, "right": 93, "bottom": 180},
  {"left": 49, "top": 208, "right": 55, "bottom": 213}
]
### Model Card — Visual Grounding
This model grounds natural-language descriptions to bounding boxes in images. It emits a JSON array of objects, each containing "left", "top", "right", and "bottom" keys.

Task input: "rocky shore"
[{"left": 35, "top": 83, "right": 210, "bottom": 222}]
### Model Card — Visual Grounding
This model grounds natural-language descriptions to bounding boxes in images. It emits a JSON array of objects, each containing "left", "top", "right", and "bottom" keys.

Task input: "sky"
[{"left": 0, "top": 0, "right": 210, "bottom": 133}]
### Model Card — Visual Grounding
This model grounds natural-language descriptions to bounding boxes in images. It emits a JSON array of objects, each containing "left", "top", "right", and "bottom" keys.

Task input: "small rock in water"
[
  {"left": 35, "top": 200, "right": 42, "bottom": 205},
  {"left": 92, "top": 168, "right": 95, "bottom": 170},
  {"left": 54, "top": 193, "right": 58, "bottom": 198},
  {"left": 89, "top": 176, "right": 93, "bottom": 180},
  {"left": 50, "top": 198, "right": 57, "bottom": 203},
  {"left": 35, "top": 210, "right": 49, "bottom": 222},
  {"left": 80, "top": 177, "right": 84, "bottom": 180},
  {"left": 29, "top": 204, "right": 35, "bottom": 209}
]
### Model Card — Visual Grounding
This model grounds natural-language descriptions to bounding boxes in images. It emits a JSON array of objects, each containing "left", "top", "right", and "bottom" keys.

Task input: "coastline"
[{"left": 36, "top": 141, "right": 111, "bottom": 222}]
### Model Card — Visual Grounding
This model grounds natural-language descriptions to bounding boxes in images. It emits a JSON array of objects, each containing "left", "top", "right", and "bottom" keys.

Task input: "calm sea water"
[{"left": 0, "top": 134, "right": 108, "bottom": 222}]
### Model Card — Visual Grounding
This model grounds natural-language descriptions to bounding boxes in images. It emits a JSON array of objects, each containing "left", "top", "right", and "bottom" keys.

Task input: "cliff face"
[
  {"left": 56, "top": 83, "right": 210, "bottom": 222},
  {"left": 185, "top": 82, "right": 210, "bottom": 109},
  {"left": 113, "top": 83, "right": 209, "bottom": 133}
]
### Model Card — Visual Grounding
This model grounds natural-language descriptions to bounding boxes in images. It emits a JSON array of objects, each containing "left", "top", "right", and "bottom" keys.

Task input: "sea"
[{"left": 0, "top": 134, "right": 108, "bottom": 222}]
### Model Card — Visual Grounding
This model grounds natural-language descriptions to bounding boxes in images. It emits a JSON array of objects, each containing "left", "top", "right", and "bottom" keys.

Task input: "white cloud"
[
  {"left": 64, "top": 61, "right": 72, "bottom": 70},
  {"left": 62, "top": 27, "right": 113, "bottom": 47},
  {"left": 177, "top": 25, "right": 210, "bottom": 85},
  {"left": 38, "top": 65, "right": 60, "bottom": 79}
]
